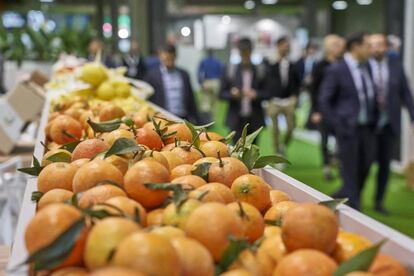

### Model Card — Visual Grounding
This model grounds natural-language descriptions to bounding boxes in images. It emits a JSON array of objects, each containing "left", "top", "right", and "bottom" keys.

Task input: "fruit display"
[
  {"left": 11, "top": 64, "right": 412, "bottom": 276},
  {"left": 47, "top": 59, "right": 153, "bottom": 113}
]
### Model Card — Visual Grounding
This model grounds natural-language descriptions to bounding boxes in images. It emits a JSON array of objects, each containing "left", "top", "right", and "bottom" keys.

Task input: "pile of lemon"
[
  {"left": 79, "top": 63, "right": 132, "bottom": 100},
  {"left": 50, "top": 62, "right": 149, "bottom": 114}
]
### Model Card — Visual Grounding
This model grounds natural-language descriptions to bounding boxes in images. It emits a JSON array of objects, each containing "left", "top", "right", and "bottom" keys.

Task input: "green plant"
[{"left": 0, "top": 22, "right": 96, "bottom": 64}]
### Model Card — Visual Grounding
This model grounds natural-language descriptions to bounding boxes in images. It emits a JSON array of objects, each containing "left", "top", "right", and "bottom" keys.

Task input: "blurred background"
[
  {"left": 0, "top": 0, "right": 409, "bottom": 90},
  {"left": 0, "top": 0, "right": 414, "bottom": 262}
]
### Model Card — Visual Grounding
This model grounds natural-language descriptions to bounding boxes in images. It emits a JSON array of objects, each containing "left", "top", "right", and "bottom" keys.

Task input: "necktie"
[
  {"left": 359, "top": 66, "right": 371, "bottom": 124},
  {"left": 305, "top": 58, "right": 313, "bottom": 76},
  {"left": 240, "top": 69, "right": 252, "bottom": 117},
  {"left": 377, "top": 62, "right": 386, "bottom": 110}
]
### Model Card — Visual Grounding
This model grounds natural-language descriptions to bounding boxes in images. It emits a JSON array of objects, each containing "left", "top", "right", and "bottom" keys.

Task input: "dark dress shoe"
[{"left": 374, "top": 205, "right": 389, "bottom": 215}]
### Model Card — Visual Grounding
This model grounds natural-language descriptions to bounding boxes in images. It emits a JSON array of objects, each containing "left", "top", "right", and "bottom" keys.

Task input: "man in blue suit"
[
  {"left": 144, "top": 45, "right": 200, "bottom": 124},
  {"left": 319, "top": 32, "right": 378, "bottom": 210},
  {"left": 369, "top": 34, "right": 414, "bottom": 213}
]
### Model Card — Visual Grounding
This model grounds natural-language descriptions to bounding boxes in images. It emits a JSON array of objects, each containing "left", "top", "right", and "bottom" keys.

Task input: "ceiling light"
[
  {"left": 118, "top": 28, "right": 129, "bottom": 39},
  {"left": 261, "top": 0, "right": 278, "bottom": 4},
  {"left": 221, "top": 15, "right": 231, "bottom": 25},
  {"left": 256, "top": 18, "right": 276, "bottom": 32},
  {"left": 180, "top": 26, "right": 191, "bottom": 37},
  {"left": 39, "top": 0, "right": 54, "bottom": 2},
  {"left": 356, "top": 0, "right": 373, "bottom": 5},
  {"left": 332, "top": 1, "right": 348, "bottom": 10},
  {"left": 244, "top": 0, "right": 256, "bottom": 10},
  {"left": 102, "top": 23, "right": 112, "bottom": 33}
]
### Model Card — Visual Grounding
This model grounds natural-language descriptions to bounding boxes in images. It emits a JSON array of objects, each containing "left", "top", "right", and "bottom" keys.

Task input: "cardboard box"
[
  {"left": 0, "top": 125, "right": 15, "bottom": 154},
  {"left": 29, "top": 70, "right": 49, "bottom": 87},
  {"left": 6, "top": 81, "right": 45, "bottom": 122},
  {"left": 0, "top": 78, "right": 45, "bottom": 154},
  {"left": 0, "top": 99, "right": 24, "bottom": 154}
]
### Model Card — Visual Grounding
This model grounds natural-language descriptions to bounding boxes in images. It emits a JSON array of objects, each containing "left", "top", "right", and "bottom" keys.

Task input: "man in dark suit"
[
  {"left": 265, "top": 36, "right": 301, "bottom": 155},
  {"left": 295, "top": 42, "right": 317, "bottom": 88},
  {"left": 122, "top": 40, "right": 147, "bottom": 80},
  {"left": 310, "top": 34, "right": 345, "bottom": 180},
  {"left": 220, "top": 37, "right": 269, "bottom": 141},
  {"left": 319, "top": 32, "right": 378, "bottom": 210},
  {"left": 369, "top": 34, "right": 414, "bottom": 213},
  {"left": 87, "top": 38, "right": 103, "bottom": 62},
  {"left": 144, "top": 45, "right": 200, "bottom": 124}
]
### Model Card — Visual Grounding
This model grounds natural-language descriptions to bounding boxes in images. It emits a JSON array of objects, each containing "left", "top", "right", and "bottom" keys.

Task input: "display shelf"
[
  {"left": 0, "top": 245, "right": 10, "bottom": 275},
  {"left": 7, "top": 99, "right": 414, "bottom": 275},
  {"left": 7, "top": 97, "right": 50, "bottom": 276}
]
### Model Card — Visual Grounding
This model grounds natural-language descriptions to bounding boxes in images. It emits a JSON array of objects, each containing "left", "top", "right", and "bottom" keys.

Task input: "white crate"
[
  {"left": 256, "top": 168, "right": 414, "bottom": 266},
  {"left": 7, "top": 98, "right": 49, "bottom": 276},
  {"left": 7, "top": 101, "right": 414, "bottom": 275}
]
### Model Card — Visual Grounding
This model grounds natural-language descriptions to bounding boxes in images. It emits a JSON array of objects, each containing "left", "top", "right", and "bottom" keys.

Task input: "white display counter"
[{"left": 7, "top": 96, "right": 414, "bottom": 276}]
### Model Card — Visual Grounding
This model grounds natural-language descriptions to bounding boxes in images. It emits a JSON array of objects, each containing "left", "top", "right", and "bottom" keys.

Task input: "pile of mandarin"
[{"left": 20, "top": 94, "right": 408, "bottom": 276}]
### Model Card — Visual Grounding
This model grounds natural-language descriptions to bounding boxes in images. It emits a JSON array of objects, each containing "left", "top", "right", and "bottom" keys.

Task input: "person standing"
[
  {"left": 145, "top": 48, "right": 161, "bottom": 71},
  {"left": 87, "top": 38, "right": 104, "bottom": 62},
  {"left": 369, "top": 33, "right": 414, "bottom": 213},
  {"left": 310, "top": 34, "right": 345, "bottom": 180},
  {"left": 106, "top": 47, "right": 123, "bottom": 68},
  {"left": 87, "top": 38, "right": 115, "bottom": 67},
  {"left": 198, "top": 49, "right": 223, "bottom": 122},
  {"left": 265, "top": 36, "right": 301, "bottom": 155},
  {"left": 319, "top": 32, "right": 377, "bottom": 210},
  {"left": 122, "top": 40, "right": 147, "bottom": 80},
  {"left": 220, "top": 37, "right": 269, "bottom": 141},
  {"left": 387, "top": 35, "right": 402, "bottom": 59},
  {"left": 144, "top": 45, "right": 200, "bottom": 124},
  {"left": 295, "top": 42, "right": 318, "bottom": 89},
  {"left": 319, "top": 32, "right": 377, "bottom": 209}
]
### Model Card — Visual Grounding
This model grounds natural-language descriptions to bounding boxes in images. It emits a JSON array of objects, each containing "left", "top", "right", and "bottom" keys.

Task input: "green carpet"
[{"left": 208, "top": 99, "right": 414, "bottom": 238}]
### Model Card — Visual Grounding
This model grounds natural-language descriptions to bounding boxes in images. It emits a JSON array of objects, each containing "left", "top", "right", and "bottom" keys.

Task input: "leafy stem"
[
  {"left": 145, "top": 183, "right": 190, "bottom": 210},
  {"left": 59, "top": 140, "right": 81, "bottom": 153},
  {"left": 151, "top": 117, "right": 177, "bottom": 144},
  {"left": 40, "top": 141, "right": 49, "bottom": 152},
  {"left": 87, "top": 118, "right": 122, "bottom": 134},
  {"left": 17, "top": 156, "right": 44, "bottom": 176},
  {"left": 191, "top": 162, "right": 211, "bottom": 181},
  {"left": 218, "top": 150, "right": 224, "bottom": 168},
  {"left": 319, "top": 198, "right": 349, "bottom": 211},
  {"left": 237, "top": 201, "right": 249, "bottom": 221},
  {"left": 62, "top": 130, "right": 79, "bottom": 141},
  {"left": 215, "top": 236, "right": 251, "bottom": 275},
  {"left": 333, "top": 240, "right": 386, "bottom": 276},
  {"left": 221, "top": 131, "right": 236, "bottom": 144},
  {"left": 121, "top": 117, "right": 137, "bottom": 136},
  {"left": 104, "top": 138, "right": 143, "bottom": 159},
  {"left": 14, "top": 217, "right": 86, "bottom": 272},
  {"left": 197, "top": 190, "right": 210, "bottom": 201},
  {"left": 204, "top": 130, "right": 212, "bottom": 141},
  {"left": 229, "top": 124, "right": 290, "bottom": 171},
  {"left": 153, "top": 115, "right": 179, "bottom": 126},
  {"left": 31, "top": 191, "right": 44, "bottom": 203},
  {"left": 184, "top": 120, "right": 215, "bottom": 150}
]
